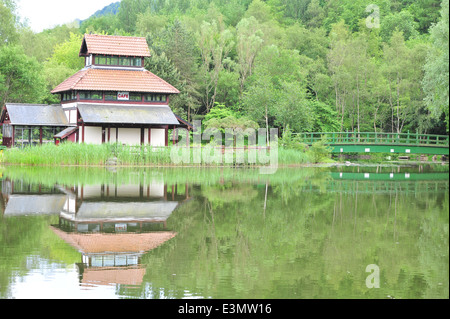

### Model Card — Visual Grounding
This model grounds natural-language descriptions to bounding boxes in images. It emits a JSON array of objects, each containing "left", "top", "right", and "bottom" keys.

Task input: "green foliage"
[
  {"left": 308, "top": 137, "right": 333, "bottom": 163},
  {"left": 47, "top": 33, "right": 85, "bottom": 71},
  {"left": 0, "top": 0, "right": 18, "bottom": 45},
  {"left": 279, "top": 125, "right": 307, "bottom": 151},
  {"left": 0, "top": 45, "right": 47, "bottom": 106},
  {"left": 1, "top": 0, "right": 447, "bottom": 136},
  {"left": 423, "top": 0, "right": 449, "bottom": 132},
  {"left": 204, "top": 103, "right": 259, "bottom": 134}
]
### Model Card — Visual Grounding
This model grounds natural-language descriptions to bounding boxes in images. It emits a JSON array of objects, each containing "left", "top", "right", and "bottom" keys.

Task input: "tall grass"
[{"left": 0, "top": 142, "right": 330, "bottom": 166}]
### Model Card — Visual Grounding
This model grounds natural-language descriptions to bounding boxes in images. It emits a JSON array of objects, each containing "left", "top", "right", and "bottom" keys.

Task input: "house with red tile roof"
[{"left": 1, "top": 34, "right": 188, "bottom": 147}]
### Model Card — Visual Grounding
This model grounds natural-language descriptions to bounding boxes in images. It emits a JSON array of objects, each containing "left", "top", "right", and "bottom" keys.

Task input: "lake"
[{"left": 0, "top": 164, "right": 448, "bottom": 299}]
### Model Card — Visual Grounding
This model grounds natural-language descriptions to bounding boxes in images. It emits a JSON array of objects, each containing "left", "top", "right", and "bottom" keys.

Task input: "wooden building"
[{"left": 1, "top": 34, "right": 187, "bottom": 148}]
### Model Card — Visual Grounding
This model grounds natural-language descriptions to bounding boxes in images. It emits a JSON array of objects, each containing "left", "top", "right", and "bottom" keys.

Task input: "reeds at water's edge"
[{"left": 0, "top": 142, "right": 325, "bottom": 166}]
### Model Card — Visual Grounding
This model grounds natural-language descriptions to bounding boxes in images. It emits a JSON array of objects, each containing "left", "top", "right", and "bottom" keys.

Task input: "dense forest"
[{"left": 1, "top": 0, "right": 449, "bottom": 135}]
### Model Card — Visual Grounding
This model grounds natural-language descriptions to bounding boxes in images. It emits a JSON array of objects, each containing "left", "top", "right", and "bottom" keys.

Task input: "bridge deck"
[{"left": 294, "top": 132, "right": 449, "bottom": 155}]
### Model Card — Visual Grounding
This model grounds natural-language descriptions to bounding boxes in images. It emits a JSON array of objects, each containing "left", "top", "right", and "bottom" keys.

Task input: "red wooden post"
[
  {"left": 165, "top": 125, "right": 169, "bottom": 147},
  {"left": 172, "top": 126, "right": 177, "bottom": 145},
  {"left": 82, "top": 123, "right": 85, "bottom": 143}
]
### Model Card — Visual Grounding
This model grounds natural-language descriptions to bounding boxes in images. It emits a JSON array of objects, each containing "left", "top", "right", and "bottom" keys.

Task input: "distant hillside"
[{"left": 90, "top": 1, "right": 121, "bottom": 18}]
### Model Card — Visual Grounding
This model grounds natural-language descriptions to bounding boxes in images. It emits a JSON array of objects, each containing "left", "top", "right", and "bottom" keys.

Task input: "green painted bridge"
[{"left": 295, "top": 132, "right": 449, "bottom": 155}]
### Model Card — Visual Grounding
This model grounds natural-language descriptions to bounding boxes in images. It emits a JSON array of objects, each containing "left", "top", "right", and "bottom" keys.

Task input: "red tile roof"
[
  {"left": 80, "top": 34, "right": 151, "bottom": 57},
  {"left": 51, "top": 68, "right": 180, "bottom": 94}
]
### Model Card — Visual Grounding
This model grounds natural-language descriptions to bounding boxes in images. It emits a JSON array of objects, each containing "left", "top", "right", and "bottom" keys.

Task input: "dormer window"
[{"left": 95, "top": 55, "right": 142, "bottom": 67}]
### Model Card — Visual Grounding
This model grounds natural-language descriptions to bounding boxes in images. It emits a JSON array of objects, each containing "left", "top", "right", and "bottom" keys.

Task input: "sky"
[{"left": 16, "top": 0, "right": 117, "bottom": 33}]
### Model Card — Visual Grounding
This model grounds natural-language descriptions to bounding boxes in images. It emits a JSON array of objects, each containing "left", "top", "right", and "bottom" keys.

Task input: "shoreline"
[{"left": 0, "top": 160, "right": 447, "bottom": 169}]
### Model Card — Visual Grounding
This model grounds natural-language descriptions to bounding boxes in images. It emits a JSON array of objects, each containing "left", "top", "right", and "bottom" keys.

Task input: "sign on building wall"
[{"left": 118, "top": 92, "right": 130, "bottom": 101}]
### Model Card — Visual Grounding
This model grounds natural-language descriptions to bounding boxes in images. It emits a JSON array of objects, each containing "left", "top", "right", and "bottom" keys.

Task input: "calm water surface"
[{"left": 0, "top": 164, "right": 448, "bottom": 299}]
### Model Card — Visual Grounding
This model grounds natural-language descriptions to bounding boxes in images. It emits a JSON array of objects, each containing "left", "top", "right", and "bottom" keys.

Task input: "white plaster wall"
[
  {"left": 151, "top": 128, "right": 165, "bottom": 147},
  {"left": 83, "top": 126, "right": 102, "bottom": 144},
  {"left": 117, "top": 128, "right": 140, "bottom": 145},
  {"left": 116, "top": 185, "right": 141, "bottom": 197},
  {"left": 63, "top": 197, "right": 76, "bottom": 214},
  {"left": 144, "top": 128, "right": 149, "bottom": 144},
  {"left": 149, "top": 181, "right": 165, "bottom": 197},
  {"left": 108, "top": 127, "right": 118, "bottom": 143},
  {"left": 62, "top": 103, "right": 78, "bottom": 124},
  {"left": 79, "top": 185, "right": 101, "bottom": 198},
  {"left": 69, "top": 110, "right": 77, "bottom": 124}
]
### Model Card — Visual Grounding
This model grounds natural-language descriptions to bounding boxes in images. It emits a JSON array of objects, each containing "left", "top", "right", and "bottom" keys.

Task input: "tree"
[
  {"left": 423, "top": 0, "right": 449, "bottom": 131},
  {"left": 80, "top": 14, "right": 121, "bottom": 35},
  {"left": 48, "top": 33, "right": 85, "bottom": 71},
  {"left": 0, "top": 45, "right": 46, "bottom": 106},
  {"left": 148, "top": 20, "right": 203, "bottom": 122},
  {"left": 0, "top": 0, "right": 18, "bottom": 45},
  {"left": 383, "top": 31, "right": 415, "bottom": 133},
  {"left": 380, "top": 10, "right": 419, "bottom": 41},
  {"left": 274, "top": 81, "right": 314, "bottom": 132},
  {"left": 305, "top": 0, "right": 325, "bottom": 28},
  {"left": 198, "top": 18, "right": 234, "bottom": 112},
  {"left": 236, "top": 16, "right": 264, "bottom": 98},
  {"left": 327, "top": 21, "right": 352, "bottom": 131},
  {"left": 242, "top": 74, "right": 275, "bottom": 139},
  {"left": 117, "top": 0, "right": 149, "bottom": 33}
]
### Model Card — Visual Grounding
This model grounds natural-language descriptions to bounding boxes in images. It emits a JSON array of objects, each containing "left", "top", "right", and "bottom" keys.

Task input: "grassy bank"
[{"left": 0, "top": 142, "right": 331, "bottom": 166}]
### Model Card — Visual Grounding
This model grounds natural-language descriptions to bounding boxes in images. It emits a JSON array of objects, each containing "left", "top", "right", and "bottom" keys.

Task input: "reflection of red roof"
[
  {"left": 80, "top": 34, "right": 151, "bottom": 57},
  {"left": 50, "top": 226, "right": 177, "bottom": 253},
  {"left": 82, "top": 267, "right": 146, "bottom": 287},
  {"left": 51, "top": 68, "right": 180, "bottom": 94}
]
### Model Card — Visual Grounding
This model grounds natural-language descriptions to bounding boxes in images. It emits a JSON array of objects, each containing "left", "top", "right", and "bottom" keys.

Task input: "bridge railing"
[{"left": 293, "top": 132, "right": 449, "bottom": 147}]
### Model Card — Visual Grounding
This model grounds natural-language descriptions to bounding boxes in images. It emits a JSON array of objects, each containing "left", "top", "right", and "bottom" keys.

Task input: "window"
[
  {"left": 133, "top": 58, "right": 142, "bottom": 67},
  {"left": 2, "top": 124, "right": 12, "bottom": 138},
  {"left": 105, "top": 92, "right": 118, "bottom": 101},
  {"left": 80, "top": 91, "right": 103, "bottom": 100},
  {"left": 94, "top": 55, "right": 143, "bottom": 67},
  {"left": 145, "top": 94, "right": 167, "bottom": 102},
  {"left": 61, "top": 91, "right": 77, "bottom": 101},
  {"left": 129, "top": 93, "right": 142, "bottom": 101},
  {"left": 120, "top": 57, "right": 130, "bottom": 66},
  {"left": 97, "top": 55, "right": 107, "bottom": 65},
  {"left": 110, "top": 56, "right": 119, "bottom": 65}
]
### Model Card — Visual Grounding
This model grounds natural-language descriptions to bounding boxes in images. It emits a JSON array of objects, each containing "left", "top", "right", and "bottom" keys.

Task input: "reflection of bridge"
[
  {"left": 303, "top": 172, "right": 449, "bottom": 195},
  {"left": 295, "top": 132, "right": 449, "bottom": 155}
]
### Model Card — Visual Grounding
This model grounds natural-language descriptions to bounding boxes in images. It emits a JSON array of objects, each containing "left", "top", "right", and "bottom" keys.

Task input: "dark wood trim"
[
  {"left": 165, "top": 125, "right": 169, "bottom": 147},
  {"left": 140, "top": 127, "right": 145, "bottom": 145},
  {"left": 148, "top": 127, "right": 151, "bottom": 145},
  {"left": 101, "top": 126, "right": 106, "bottom": 143},
  {"left": 12, "top": 125, "right": 15, "bottom": 147}
]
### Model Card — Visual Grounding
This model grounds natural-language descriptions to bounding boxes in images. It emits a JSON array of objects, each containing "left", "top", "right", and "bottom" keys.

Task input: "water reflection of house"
[
  {"left": 0, "top": 180, "right": 67, "bottom": 216},
  {"left": 1, "top": 179, "right": 191, "bottom": 287}
]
